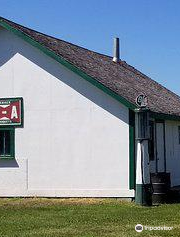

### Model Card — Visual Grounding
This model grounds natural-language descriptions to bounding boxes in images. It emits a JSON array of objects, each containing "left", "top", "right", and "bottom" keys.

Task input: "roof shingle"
[{"left": 1, "top": 17, "right": 180, "bottom": 117}]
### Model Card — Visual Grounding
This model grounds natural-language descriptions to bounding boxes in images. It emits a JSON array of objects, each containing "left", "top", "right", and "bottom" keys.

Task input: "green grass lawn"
[{"left": 0, "top": 198, "right": 179, "bottom": 237}]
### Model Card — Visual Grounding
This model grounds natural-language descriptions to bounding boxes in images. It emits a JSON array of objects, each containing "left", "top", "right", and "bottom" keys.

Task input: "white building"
[{"left": 0, "top": 17, "right": 179, "bottom": 201}]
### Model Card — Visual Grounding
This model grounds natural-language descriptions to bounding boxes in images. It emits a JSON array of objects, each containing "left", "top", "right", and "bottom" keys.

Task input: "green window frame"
[{"left": 0, "top": 127, "right": 15, "bottom": 159}]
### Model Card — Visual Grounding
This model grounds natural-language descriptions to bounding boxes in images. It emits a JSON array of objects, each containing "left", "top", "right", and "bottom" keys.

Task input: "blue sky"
[{"left": 0, "top": 0, "right": 180, "bottom": 95}]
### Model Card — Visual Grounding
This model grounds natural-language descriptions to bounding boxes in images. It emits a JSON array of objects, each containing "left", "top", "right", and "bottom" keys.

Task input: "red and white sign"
[{"left": 0, "top": 98, "right": 23, "bottom": 126}]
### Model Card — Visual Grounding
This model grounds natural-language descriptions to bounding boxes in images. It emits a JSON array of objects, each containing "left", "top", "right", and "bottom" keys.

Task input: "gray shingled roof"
[{"left": 1, "top": 17, "right": 180, "bottom": 117}]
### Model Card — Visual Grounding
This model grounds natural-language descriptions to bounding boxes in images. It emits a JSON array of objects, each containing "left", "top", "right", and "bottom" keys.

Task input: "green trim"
[
  {"left": 151, "top": 112, "right": 180, "bottom": 121},
  {"left": 0, "top": 157, "right": 14, "bottom": 160},
  {"left": 129, "top": 109, "right": 135, "bottom": 189},
  {"left": 0, "top": 127, "right": 15, "bottom": 159},
  {"left": 135, "top": 184, "right": 143, "bottom": 205},
  {"left": 0, "top": 20, "right": 136, "bottom": 110},
  {"left": 135, "top": 184, "right": 152, "bottom": 206}
]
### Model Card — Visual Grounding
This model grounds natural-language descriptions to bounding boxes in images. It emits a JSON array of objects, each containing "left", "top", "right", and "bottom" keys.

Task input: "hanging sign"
[
  {"left": 0, "top": 98, "right": 23, "bottom": 126},
  {"left": 136, "top": 94, "right": 148, "bottom": 108}
]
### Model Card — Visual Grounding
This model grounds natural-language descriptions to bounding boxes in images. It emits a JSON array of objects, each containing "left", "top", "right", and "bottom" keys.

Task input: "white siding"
[
  {"left": 0, "top": 27, "right": 134, "bottom": 197},
  {"left": 165, "top": 120, "right": 180, "bottom": 186}
]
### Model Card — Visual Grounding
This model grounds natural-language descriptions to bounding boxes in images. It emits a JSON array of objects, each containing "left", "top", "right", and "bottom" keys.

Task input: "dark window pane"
[
  {"left": 0, "top": 130, "right": 11, "bottom": 156},
  {"left": 0, "top": 131, "right": 4, "bottom": 155},
  {"left": 4, "top": 130, "right": 11, "bottom": 155}
]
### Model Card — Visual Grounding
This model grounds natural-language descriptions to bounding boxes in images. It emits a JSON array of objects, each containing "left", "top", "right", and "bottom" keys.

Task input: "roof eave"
[
  {"left": 151, "top": 112, "right": 180, "bottom": 121},
  {"left": 0, "top": 19, "right": 137, "bottom": 111}
]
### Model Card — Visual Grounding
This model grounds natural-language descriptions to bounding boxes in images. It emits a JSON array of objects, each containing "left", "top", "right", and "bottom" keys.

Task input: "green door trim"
[{"left": 129, "top": 109, "right": 135, "bottom": 189}]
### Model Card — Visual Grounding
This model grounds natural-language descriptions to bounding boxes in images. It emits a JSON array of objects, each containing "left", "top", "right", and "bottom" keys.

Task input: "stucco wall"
[
  {"left": 165, "top": 120, "right": 180, "bottom": 186},
  {"left": 0, "top": 27, "right": 134, "bottom": 197}
]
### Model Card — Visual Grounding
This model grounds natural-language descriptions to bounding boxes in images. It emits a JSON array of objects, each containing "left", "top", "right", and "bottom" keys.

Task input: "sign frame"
[
  {"left": 0, "top": 97, "right": 23, "bottom": 127},
  {"left": 136, "top": 94, "right": 148, "bottom": 108}
]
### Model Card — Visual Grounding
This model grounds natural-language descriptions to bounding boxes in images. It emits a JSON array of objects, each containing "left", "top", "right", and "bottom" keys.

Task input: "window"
[
  {"left": 149, "top": 121, "right": 155, "bottom": 161},
  {"left": 178, "top": 126, "right": 180, "bottom": 145},
  {"left": 0, "top": 128, "right": 14, "bottom": 158},
  {"left": 136, "top": 112, "right": 149, "bottom": 139}
]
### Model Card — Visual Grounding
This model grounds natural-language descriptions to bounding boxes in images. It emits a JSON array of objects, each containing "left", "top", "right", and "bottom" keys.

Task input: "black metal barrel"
[{"left": 151, "top": 172, "right": 171, "bottom": 204}]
